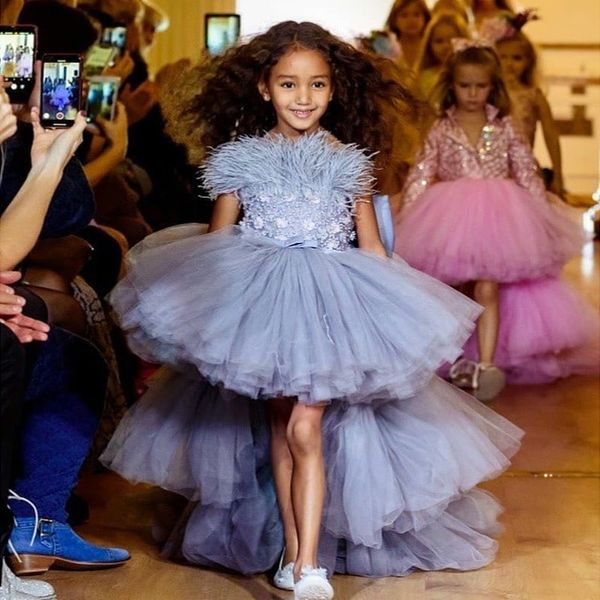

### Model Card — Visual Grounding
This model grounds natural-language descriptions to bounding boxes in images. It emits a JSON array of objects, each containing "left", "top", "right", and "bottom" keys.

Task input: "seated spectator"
[
  {"left": 0, "top": 55, "right": 130, "bottom": 592},
  {"left": 80, "top": 0, "right": 205, "bottom": 228}
]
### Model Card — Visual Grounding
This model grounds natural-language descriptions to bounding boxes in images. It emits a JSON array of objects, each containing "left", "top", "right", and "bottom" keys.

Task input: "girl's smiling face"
[{"left": 259, "top": 48, "right": 333, "bottom": 138}]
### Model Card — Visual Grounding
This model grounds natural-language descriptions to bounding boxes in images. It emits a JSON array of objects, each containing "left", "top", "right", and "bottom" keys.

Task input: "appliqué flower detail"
[{"left": 202, "top": 132, "right": 373, "bottom": 251}]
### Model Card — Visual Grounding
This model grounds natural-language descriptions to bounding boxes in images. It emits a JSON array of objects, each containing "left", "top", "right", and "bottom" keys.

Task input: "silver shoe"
[
  {"left": 294, "top": 566, "right": 334, "bottom": 600},
  {"left": 473, "top": 363, "right": 506, "bottom": 402},
  {"left": 1, "top": 560, "right": 56, "bottom": 600},
  {"left": 272, "top": 550, "right": 294, "bottom": 591},
  {"left": 449, "top": 357, "right": 477, "bottom": 389}
]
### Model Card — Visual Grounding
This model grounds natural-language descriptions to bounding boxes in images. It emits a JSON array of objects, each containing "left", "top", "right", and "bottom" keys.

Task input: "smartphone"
[
  {"left": 85, "top": 75, "right": 120, "bottom": 129},
  {"left": 101, "top": 26, "right": 127, "bottom": 57},
  {"left": 0, "top": 25, "right": 37, "bottom": 103},
  {"left": 204, "top": 14, "right": 240, "bottom": 56},
  {"left": 41, "top": 54, "right": 82, "bottom": 128},
  {"left": 84, "top": 43, "right": 119, "bottom": 77}
]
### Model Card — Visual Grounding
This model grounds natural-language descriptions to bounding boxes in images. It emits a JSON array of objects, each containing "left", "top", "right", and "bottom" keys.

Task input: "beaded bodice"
[
  {"left": 402, "top": 104, "right": 546, "bottom": 205},
  {"left": 202, "top": 131, "right": 374, "bottom": 251}
]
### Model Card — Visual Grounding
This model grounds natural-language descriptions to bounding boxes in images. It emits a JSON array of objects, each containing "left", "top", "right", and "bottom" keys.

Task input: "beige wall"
[
  {"left": 145, "top": 0, "right": 234, "bottom": 76},
  {"left": 525, "top": 1, "right": 600, "bottom": 194}
]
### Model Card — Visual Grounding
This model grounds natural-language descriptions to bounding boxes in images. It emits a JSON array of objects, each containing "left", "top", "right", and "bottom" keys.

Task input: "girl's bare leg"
[
  {"left": 474, "top": 279, "right": 500, "bottom": 364},
  {"left": 287, "top": 403, "right": 326, "bottom": 580},
  {"left": 268, "top": 397, "right": 298, "bottom": 564}
]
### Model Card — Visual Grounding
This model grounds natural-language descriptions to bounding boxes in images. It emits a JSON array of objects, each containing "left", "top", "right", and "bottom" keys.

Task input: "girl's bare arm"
[
  {"left": 208, "top": 193, "right": 241, "bottom": 232},
  {"left": 354, "top": 198, "right": 387, "bottom": 257},
  {"left": 536, "top": 88, "right": 564, "bottom": 194}
]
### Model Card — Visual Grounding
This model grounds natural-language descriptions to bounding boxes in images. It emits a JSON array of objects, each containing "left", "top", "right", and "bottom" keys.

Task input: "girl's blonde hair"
[
  {"left": 416, "top": 11, "right": 470, "bottom": 72},
  {"left": 496, "top": 30, "right": 539, "bottom": 87},
  {"left": 432, "top": 45, "right": 511, "bottom": 116},
  {"left": 386, "top": 0, "right": 431, "bottom": 38},
  {"left": 431, "top": 0, "right": 470, "bottom": 22},
  {"left": 470, "top": 0, "right": 514, "bottom": 11}
]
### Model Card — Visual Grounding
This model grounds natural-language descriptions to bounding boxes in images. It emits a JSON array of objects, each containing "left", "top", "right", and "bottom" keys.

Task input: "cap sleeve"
[
  {"left": 201, "top": 140, "right": 247, "bottom": 200},
  {"left": 331, "top": 142, "right": 377, "bottom": 206}
]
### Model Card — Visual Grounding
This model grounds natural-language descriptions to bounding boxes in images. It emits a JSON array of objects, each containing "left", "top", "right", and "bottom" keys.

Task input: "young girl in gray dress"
[{"left": 102, "top": 21, "right": 522, "bottom": 600}]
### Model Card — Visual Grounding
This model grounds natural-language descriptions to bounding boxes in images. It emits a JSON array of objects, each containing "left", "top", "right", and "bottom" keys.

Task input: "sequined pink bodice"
[{"left": 402, "top": 105, "right": 545, "bottom": 205}]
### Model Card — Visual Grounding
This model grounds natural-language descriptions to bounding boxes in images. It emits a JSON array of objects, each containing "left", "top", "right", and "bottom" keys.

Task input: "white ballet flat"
[
  {"left": 273, "top": 549, "right": 295, "bottom": 591},
  {"left": 294, "top": 566, "right": 334, "bottom": 600}
]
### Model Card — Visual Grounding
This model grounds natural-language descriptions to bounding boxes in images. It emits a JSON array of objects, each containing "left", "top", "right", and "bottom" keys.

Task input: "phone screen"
[
  {"left": 101, "top": 27, "right": 127, "bottom": 56},
  {"left": 86, "top": 76, "right": 120, "bottom": 124},
  {"left": 84, "top": 44, "right": 118, "bottom": 77},
  {"left": 41, "top": 56, "right": 81, "bottom": 127},
  {"left": 0, "top": 27, "right": 36, "bottom": 102},
  {"left": 205, "top": 14, "right": 240, "bottom": 56}
]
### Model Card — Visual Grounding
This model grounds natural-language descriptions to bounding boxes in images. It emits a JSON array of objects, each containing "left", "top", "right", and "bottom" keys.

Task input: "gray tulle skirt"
[
  {"left": 101, "top": 224, "right": 523, "bottom": 577},
  {"left": 109, "top": 224, "right": 482, "bottom": 403}
]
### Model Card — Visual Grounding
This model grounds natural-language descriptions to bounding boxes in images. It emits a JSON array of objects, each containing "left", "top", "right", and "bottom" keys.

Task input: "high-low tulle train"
[{"left": 101, "top": 132, "right": 524, "bottom": 577}]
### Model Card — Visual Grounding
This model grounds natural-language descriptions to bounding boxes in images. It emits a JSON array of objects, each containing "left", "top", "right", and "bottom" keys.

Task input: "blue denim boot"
[{"left": 7, "top": 517, "right": 129, "bottom": 575}]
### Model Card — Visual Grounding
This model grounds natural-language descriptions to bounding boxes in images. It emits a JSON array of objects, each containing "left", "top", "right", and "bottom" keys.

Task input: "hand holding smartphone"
[
  {"left": 101, "top": 27, "right": 127, "bottom": 58},
  {"left": 84, "top": 44, "right": 120, "bottom": 77},
  {"left": 85, "top": 75, "right": 120, "bottom": 132},
  {"left": 0, "top": 25, "right": 37, "bottom": 104},
  {"left": 40, "top": 54, "right": 82, "bottom": 128}
]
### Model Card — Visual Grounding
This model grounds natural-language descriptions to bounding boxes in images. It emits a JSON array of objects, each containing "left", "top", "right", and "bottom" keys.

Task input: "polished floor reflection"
[{"left": 42, "top": 241, "right": 599, "bottom": 600}]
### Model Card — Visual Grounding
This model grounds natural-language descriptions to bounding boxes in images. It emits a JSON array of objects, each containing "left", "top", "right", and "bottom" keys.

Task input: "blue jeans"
[{"left": 10, "top": 327, "right": 107, "bottom": 523}]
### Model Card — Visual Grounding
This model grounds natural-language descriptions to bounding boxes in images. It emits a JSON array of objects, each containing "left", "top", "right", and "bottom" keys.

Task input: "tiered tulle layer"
[
  {"left": 463, "top": 277, "right": 600, "bottom": 383},
  {"left": 101, "top": 370, "right": 522, "bottom": 576},
  {"left": 394, "top": 178, "right": 582, "bottom": 285},
  {"left": 109, "top": 224, "right": 481, "bottom": 403}
]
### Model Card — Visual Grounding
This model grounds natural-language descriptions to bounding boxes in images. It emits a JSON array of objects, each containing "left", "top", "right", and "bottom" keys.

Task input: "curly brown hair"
[
  {"left": 162, "top": 20, "right": 422, "bottom": 173},
  {"left": 432, "top": 45, "right": 511, "bottom": 116}
]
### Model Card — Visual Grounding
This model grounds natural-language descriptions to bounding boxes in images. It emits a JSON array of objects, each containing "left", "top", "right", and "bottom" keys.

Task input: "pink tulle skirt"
[
  {"left": 463, "top": 277, "right": 600, "bottom": 384},
  {"left": 394, "top": 178, "right": 582, "bottom": 285}
]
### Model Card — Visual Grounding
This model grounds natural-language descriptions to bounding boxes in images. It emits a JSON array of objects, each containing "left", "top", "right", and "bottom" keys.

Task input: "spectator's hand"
[
  {"left": 104, "top": 51, "right": 135, "bottom": 81},
  {"left": 30, "top": 106, "right": 87, "bottom": 173},
  {"left": 0, "top": 78, "right": 18, "bottom": 143},
  {"left": 120, "top": 80, "right": 157, "bottom": 125},
  {"left": 0, "top": 271, "right": 25, "bottom": 315},
  {"left": 96, "top": 101, "right": 128, "bottom": 155},
  {"left": 1, "top": 313, "right": 50, "bottom": 343},
  {"left": 0, "top": 272, "right": 49, "bottom": 343}
]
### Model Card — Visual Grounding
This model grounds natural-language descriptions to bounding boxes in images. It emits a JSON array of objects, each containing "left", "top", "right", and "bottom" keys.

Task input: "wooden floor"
[{"left": 39, "top": 241, "right": 599, "bottom": 600}]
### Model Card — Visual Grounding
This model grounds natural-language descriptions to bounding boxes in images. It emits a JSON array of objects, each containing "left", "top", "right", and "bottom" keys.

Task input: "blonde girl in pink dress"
[{"left": 394, "top": 43, "right": 592, "bottom": 398}]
